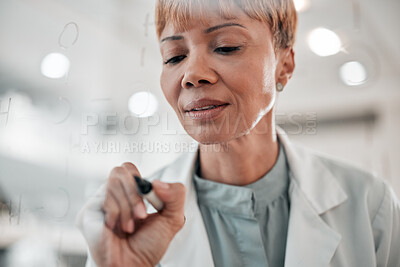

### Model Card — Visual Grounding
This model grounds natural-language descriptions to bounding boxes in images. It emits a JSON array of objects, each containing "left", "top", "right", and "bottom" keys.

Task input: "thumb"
[{"left": 152, "top": 180, "right": 186, "bottom": 219}]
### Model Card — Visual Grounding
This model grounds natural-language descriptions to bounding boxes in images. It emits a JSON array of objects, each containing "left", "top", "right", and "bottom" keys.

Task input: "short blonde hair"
[{"left": 155, "top": 0, "right": 298, "bottom": 52}]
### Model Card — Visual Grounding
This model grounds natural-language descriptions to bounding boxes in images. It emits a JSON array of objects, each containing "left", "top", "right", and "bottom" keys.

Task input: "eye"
[
  {"left": 214, "top": 46, "right": 241, "bottom": 54},
  {"left": 164, "top": 55, "right": 186, "bottom": 65}
]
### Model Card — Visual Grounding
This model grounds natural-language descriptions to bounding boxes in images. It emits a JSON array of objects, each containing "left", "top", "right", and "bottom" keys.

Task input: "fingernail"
[
  {"left": 127, "top": 219, "right": 134, "bottom": 233},
  {"left": 134, "top": 203, "right": 147, "bottom": 219},
  {"left": 154, "top": 180, "right": 169, "bottom": 189}
]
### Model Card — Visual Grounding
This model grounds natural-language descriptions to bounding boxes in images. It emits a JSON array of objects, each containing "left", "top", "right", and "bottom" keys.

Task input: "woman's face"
[{"left": 159, "top": 6, "right": 287, "bottom": 144}]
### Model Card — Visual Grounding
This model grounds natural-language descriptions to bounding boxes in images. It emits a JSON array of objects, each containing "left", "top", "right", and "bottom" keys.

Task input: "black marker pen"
[{"left": 134, "top": 176, "right": 164, "bottom": 211}]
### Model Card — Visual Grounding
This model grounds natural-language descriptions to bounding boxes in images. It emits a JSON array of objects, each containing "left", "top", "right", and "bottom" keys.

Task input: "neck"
[{"left": 198, "top": 112, "right": 279, "bottom": 186}]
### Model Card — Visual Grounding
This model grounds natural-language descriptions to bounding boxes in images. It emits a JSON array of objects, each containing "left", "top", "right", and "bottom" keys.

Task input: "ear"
[{"left": 275, "top": 47, "right": 295, "bottom": 87}]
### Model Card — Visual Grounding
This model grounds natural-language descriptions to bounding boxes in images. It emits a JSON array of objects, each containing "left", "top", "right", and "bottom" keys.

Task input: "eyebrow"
[{"left": 160, "top": 23, "right": 247, "bottom": 43}]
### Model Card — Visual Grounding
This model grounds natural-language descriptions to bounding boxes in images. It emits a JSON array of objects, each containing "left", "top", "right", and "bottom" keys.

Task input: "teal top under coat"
[{"left": 193, "top": 141, "right": 291, "bottom": 267}]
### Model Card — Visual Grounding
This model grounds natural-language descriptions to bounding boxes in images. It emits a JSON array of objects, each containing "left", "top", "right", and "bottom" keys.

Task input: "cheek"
[
  {"left": 160, "top": 70, "right": 179, "bottom": 109},
  {"left": 259, "top": 70, "right": 276, "bottom": 110},
  {"left": 236, "top": 60, "right": 275, "bottom": 107},
  {"left": 263, "top": 62, "right": 276, "bottom": 93},
  {"left": 233, "top": 59, "right": 276, "bottom": 123},
  {"left": 251, "top": 58, "right": 276, "bottom": 109}
]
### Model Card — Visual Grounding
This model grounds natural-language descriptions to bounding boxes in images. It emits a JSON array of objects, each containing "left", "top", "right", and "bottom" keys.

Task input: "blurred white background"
[{"left": 0, "top": 0, "right": 399, "bottom": 266}]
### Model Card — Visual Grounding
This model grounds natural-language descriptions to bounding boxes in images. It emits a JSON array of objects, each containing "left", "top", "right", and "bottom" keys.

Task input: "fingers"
[
  {"left": 102, "top": 192, "right": 122, "bottom": 230},
  {"left": 121, "top": 163, "right": 148, "bottom": 219},
  {"left": 102, "top": 163, "right": 148, "bottom": 234},
  {"left": 152, "top": 181, "right": 186, "bottom": 232},
  {"left": 152, "top": 181, "right": 185, "bottom": 212},
  {"left": 105, "top": 174, "right": 133, "bottom": 233}
]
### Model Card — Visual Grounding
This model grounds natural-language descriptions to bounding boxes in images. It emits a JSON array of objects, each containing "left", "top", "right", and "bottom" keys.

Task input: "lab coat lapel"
[
  {"left": 277, "top": 128, "right": 347, "bottom": 267},
  {"left": 283, "top": 177, "right": 343, "bottom": 267}
]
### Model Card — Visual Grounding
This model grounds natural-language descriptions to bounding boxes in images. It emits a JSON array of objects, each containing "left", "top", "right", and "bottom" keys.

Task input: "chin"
[
  {"left": 186, "top": 126, "right": 251, "bottom": 147},
  {"left": 193, "top": 134, "right": 231, "bottom": 145},
  {"left": 180, "top": 113, "right": 255, "bottom": 145}
]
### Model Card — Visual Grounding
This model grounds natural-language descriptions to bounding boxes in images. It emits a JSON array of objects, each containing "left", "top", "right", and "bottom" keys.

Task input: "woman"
[{"left": 76, "top": 0, "right": 400, "bottom": 266}]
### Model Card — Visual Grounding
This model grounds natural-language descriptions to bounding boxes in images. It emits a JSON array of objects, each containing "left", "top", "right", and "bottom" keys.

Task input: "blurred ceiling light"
[
  {"left": 339, "top": 61, "right": 367, "bottom": 86},
  {"left": 128, "top": 91, "right": 158, "bottom": 118},
  {"left": 308, "top": 28, "right": 342, "bottom": 57},
  {"left": 40, "top": 52, "right": 70, "bottom": 79},
  {"left": 294, "top": 0, "right": 310, "bottom": 12}
]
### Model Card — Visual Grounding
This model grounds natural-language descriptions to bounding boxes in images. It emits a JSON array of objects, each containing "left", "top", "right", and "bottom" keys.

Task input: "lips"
[
  {"left": 183, "top": 98, "right": 230, "bottom": 121},
  {"left": 184, "top": 99, "right": 230, "bottom": 112}
]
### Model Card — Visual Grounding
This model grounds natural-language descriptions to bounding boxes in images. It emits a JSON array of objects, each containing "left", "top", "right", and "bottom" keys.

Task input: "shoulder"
[
  {"left": 293, "top": 143, "right": 383, "bottom": 188},
  {"left": 293, "top": 143, "right": 389, "bottom": 219}
]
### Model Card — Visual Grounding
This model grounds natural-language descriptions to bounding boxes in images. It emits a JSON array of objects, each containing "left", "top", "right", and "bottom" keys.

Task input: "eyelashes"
[
  {"left": 164, "top": 46, "right": 242, "bottom": 65},
  {"left": 164, "top": 55, "right": 186, "bottom": 65},
  {"left": 214, "top": 46, "right": 241, "bottom": 54}
]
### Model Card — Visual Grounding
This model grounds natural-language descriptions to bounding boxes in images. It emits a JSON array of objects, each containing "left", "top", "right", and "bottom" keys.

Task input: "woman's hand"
[{"left": 84, "top": 162, "right": 186, "bottom": 267}]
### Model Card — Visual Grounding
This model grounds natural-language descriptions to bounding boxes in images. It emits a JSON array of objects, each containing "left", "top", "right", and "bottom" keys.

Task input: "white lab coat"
[{"left": 77, "top": 127, "right": 400, "bottom": 267}]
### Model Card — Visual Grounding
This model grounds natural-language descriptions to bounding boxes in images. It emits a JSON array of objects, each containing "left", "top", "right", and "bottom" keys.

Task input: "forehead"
[{"left": 160, "top": 4, "right": 253, "bottom": 38}]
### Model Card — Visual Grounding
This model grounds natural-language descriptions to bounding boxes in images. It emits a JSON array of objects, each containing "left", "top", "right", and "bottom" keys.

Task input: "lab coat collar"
[
  {"left": 276, "top": 126, "right": 348, "bottom": 215},
  {"left": 276, "top": 127, "right": 347, "bottom": 266},
  {"left": 159, "top": 126, "right": 348, "bottom": 267}
]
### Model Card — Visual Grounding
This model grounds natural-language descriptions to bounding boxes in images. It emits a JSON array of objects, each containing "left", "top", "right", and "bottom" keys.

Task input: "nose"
[{"left": 181, "top": 53, "right": 218, "bottom": 89}]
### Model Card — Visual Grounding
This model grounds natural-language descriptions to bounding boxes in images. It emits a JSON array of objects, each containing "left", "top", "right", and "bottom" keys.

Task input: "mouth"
[
  {"left": 184, "top": 99, "right": 230, "bottom": 120},
  {"left": 184, "top": 99, "right": 230, "bottom": 113},
  {"left": 188, "top": 104, "right": 229, "bottom": 112}
]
